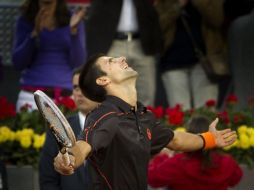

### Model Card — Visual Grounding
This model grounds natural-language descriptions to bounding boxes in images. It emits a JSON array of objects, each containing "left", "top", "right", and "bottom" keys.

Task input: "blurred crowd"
[
  {"left": 1, "top": 0, "right": 254, "bottom": 190},
  {"left": 0, "top": 0, "right": 253, "bottom": 110}
]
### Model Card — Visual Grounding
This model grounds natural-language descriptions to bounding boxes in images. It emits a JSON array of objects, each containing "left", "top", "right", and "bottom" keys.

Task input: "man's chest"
[{"left": 111, "top": 114, "right": 153, "bottom": 155}]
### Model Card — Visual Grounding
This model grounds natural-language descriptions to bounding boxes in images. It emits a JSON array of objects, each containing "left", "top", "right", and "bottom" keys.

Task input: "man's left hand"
[{"left": 209, "top": 118, "right": 237, "bottom": 148}]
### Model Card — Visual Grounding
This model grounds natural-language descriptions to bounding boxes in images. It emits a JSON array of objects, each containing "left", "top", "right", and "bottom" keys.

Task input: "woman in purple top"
[{"left": 12, "top": 0, "right": 86, "bottom": 111}]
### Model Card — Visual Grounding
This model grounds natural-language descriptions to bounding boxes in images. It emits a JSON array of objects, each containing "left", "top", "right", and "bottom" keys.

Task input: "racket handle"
[{"left": 62, "top": 152, "right": 70, "bottom": 166}]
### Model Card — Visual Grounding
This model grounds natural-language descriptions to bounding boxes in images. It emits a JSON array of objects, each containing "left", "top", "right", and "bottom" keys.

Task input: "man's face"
[
  {"left": 96, "top": 56, "right": 138, "bottom": 84},
  {"left": 72, "top": 74, "right": 98, "bottom": 114}
]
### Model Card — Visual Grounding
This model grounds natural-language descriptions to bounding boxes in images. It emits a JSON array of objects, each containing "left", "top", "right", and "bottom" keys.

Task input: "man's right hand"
[{"left": 54, "top": 152, "right": 75, "bottom": 175}]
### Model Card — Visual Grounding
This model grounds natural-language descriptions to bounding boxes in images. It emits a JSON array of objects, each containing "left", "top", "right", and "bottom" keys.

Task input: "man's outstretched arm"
[{"left": 167, "top": 118, "right": 237, "bottom": 151}]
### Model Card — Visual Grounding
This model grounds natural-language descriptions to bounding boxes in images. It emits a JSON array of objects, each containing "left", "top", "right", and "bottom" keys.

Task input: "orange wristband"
[{"left": 200, "top": 132, "right": 216, "bottom": 150}]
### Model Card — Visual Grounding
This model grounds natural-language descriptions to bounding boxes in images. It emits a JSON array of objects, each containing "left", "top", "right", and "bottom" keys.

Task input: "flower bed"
[
  {"left": 147, "top": 94, "right": 254, "bottom": 168},
  {"left": 1, "top": 94, "right": 254, "bottom": 168},
  {"left": 0, "top": 96, "right": 76, "bottom": 167}
]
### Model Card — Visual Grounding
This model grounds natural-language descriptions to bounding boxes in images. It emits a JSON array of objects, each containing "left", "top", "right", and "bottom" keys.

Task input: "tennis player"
[{"left": 54, "top": 54, "right": 237, "bottom": 190}]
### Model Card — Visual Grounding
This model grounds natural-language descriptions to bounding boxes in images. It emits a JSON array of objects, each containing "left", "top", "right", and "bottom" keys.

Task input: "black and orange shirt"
[{"left": 79, "top": 95, "right": 174, "bottom": 190}]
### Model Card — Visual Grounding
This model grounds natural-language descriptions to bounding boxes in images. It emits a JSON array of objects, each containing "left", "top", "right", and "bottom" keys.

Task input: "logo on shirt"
[{"left": 146, "top": 128, "right": 152, "bottom": 140}]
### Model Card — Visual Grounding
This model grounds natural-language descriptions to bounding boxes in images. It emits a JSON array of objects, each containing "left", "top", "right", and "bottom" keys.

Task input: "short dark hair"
[
  {"left": 79, "top": 53, "right": 107, "bottom": 102},
  {"left": 187, "top": 115, "right": 210, "bottom": 134}
]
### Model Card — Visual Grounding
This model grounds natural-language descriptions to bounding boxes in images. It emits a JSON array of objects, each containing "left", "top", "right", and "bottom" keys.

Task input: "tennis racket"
[{"left": 34, "top": 90, "right": 76, "bottom": 165}]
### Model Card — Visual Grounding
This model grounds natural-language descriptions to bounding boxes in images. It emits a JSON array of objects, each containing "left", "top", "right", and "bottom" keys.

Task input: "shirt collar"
[
  {"left": 78, "top": 111, "right": 86, "bottom": 130},
  {"left": 105, "top": 95, "right": 147, "bottom": 113}
]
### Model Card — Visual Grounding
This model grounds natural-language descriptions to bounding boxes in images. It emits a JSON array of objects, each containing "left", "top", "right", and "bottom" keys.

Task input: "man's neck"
[{"left": 107, "top": 82, "right": 137, "bottom": 107}]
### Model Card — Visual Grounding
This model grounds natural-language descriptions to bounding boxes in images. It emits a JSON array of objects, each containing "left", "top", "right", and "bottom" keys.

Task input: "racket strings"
[
  {"left": 34, "top": 90, "right": 76, "bottom": 149},
  {"left": 41, "top": 103, "right": 72, "bottom": 147}
]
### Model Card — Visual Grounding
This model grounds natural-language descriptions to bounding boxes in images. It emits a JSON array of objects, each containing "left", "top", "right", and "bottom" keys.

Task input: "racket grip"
[{"left": 62, "top": 152, "right": 70, "bottom": 166}]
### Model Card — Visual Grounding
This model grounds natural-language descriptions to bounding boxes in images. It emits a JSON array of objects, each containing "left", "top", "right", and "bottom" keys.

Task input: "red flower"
[
  {"left": 55, "top": 96, "right": 76, "bottom": 110},
  {"left": 0, "top": 96, "right": 16, "bottom": 119},
  {"left": 217, "top": 111, "right": 230, "bottom": 125},
  {"left": 226, "top": 94, "right": 238, "bottom": 104},
  {"left": 166, "top": 105, "right": 184, "bottom": 126},
  {"left": 205, "top": 99, "right": 216, "bottom": 107},
  {"left": 147, "top": 106, "right": 164, "bottom": 119},
  {"left": 233, "top": 114, "right": 244, "bottom": 124},
  {"left": 174, "top": 104, "right": 182, "bottom": 111}
]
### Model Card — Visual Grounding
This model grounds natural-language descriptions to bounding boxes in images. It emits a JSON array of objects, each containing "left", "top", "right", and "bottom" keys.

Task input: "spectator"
[
  {"left": 148, "top": 115, "right": 243, "bottom": 190},
  {"left": 227, "top": 6, "right": 254, "bottom": 109},
  {"left": 12, "top": 0, "right": 86, "bottom": 112},
  {"left": 39, "top": 66, "right": 99, "bottom": 190},
  {"left": 155, "top": 0, "right": 227, "bottom": 110},
  {"left": 85, "top": 0, "right": 162, "bottom": 106}
]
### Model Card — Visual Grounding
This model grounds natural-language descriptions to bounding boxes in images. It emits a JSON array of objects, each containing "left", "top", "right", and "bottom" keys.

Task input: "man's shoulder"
[{"left": 86, "top": 103, "right": 118, "bottom": 124}]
